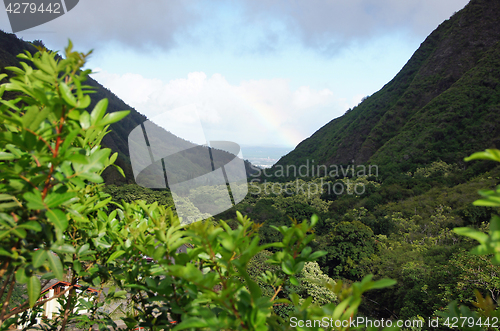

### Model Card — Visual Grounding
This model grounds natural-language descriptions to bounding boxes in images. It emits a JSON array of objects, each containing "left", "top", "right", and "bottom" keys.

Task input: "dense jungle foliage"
[
  {"left": 1, "top": 40, "right": 499, "bottom": 331},
  {"left": 0, "top": 41, "right": 407, "bottom": 331},
  {"left": 274, "top": 0, "right": 500, "bottom": 176},
  {"left": 105, "top": 157, "right": 500, "bottom": 327},
  {"left": 2, "top": 0, "right": 500, "bottom": 329}
]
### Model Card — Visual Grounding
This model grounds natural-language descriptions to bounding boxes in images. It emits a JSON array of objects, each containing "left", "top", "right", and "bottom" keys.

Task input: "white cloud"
[
  {"left": 91, "top": 70, "right": 347, "bottom": 147},
  {"left": 292, "top": 87, "right": 334, "bottom": 109},
  {"left": 3, "top": 0, "right": 469, "bottom": 57},
  {"left": 93, "top": 69, "right": 163, "bottom": 104},
  {"left": 240, "top": 0, "right": 470, "bottom": 54}
]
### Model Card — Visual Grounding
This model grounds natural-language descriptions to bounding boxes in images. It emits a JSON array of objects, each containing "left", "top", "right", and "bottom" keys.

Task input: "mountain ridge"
[
  {"left": 274, "top": 0, "right": 500, "bottom": 176},
  {"left": 0, "top": 30, "right": 256, "bottom": 185}
]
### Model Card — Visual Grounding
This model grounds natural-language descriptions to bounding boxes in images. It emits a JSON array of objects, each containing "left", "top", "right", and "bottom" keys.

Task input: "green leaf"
[
  {"left": 79, "top": 111, "right": 90, "bottom": 129},
  {"left": 293, "top": 261, "right": 305, "bottom": 274},
  {"left": 113, "top": 290, "right": 127, "bottom": 299},
  {"left": 45, "top": 192, "right": 76, "bottom": 209},
  {"left": 34, "top": 57, "right": 55, "bottom": 75},
  {"left": 0, "top": 152, "right": 16, "bottom": 160},
  {"left": 0, "top": 247, "right": 12, "bottom": 257},
  {"left": 40, "top": 272, "right": 55, "bottom": 280},
  {"left": 78, "top": 172, "right": 103, "bottom": 183},
  {"left": 59, "top": 128, "right": 81, "bottom": 155},
  {"left": 28, "top": 276, "right": 41, "bottom": 308},
  {"left": 22, "top": 105, "right": 39, "bottom": 128},
  {"left": 491, "top": 215, "right": 500, "bottom": 235},
  {"left": 0, "top": 195, "right": 20, "bottom": 209},
  {"left": 172, "top": 317, "right": 208, "bottom": 330},
  {"left": 97, "top": 110, "right": 130, "bottom": 126},
  {"left": 77, "top": 95, "right": 91, "bottom": 109},
  {"left": 473, "top": 199, "right": 500, "bottom": 207},
  {"left": 0, "top": 231, "right": 10, "bottom": 241},
  {"left": 310, "top": 214, "right": 318, "bottom": 227},
  {"left": 300, "top": 246, "right": 312, "bottom": 258},
  {"left": 59, "top": 82, "right": 77, "bottom": 107},
  {"left": 309, "top": 250, "right": 328, "bottom": 260},
  {"left": 68, "top": 153, "right": 88, "bottom": 164},
  {"left": 29, "top": 106, "right": 52, "bottom": 131},
  {"left": 464, "top": 149, "right": 500, "bottom": 162},
  {"left": 471, "top": 244, "right": 492, "bottom": 255},
  {"left": 0, "top": 98, "right": 21, "bottom": 111},
  {"left": 23, "top": 191, "right": 45, "bottom": 210},
  {"left": 112, "top": 164, "right": 126, "bottom": 178},
  {"left": 90, "top": 98, "right": 108, "bottom": 126},
  {"left": 18, "top": 221, "right": 42, "bottom": 232},
  {"left": 15, "top": 267, "right": 29, "bottom": 284},
  {"left": 47, "top": 252, "right": 64, "bottom": 280},
  {"left": 92, "top": 276, "right": 102, "bottom": 287},
  {"left": 59, "top": 162, "right": 74, "bottom": 177},
  {"left": 109, "top": 152, "right": 118, "bottom": 165},
  {"left": 73, "top": 148, "right": 110, "bottom": 175},
  {"left": 281, "top": 261, "right": 294, "bottom": 275},
  {"left": 51, "top": 244, "right": 76, "bottom": 255},
  {"left": 32, "top": 249, "right": 48, "bottom": 268},
  {"left": 239, "top": 266, "right": 262, "bottom": 302},
  {"left": 67, "top": 109, "right": 81, "bottom": 120},
  {"left": 0, "top": 202, "right": 21, "bottom": 210},
  {"left": 78, "top": 243, "right": 91, "bottom": 256},
  {"left": 453, "top": 227, "right": 488, "bottom": 243},
  {"left": 106, "top": 250, "right": 126, "bottom": 264},
  {"left": 11, "top": 227, "right": 27, "bottom": 238},
  {"left": 5, "top": 66, "right": 24, "bottom": 76},
  {"left": 73, "top": 260, "right": 82, "bottom": 273},
  {"left": 370, "top": 278, "right": 397, "bottom": 290},
  {"left": 46, "top": 209, "right": 69, "bottom": 232},
  {"left": 69, "top": 177, "right": 86, "bottom": 189}
]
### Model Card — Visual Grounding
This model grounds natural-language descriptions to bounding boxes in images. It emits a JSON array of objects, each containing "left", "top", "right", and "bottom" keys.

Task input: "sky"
[{"left": 0, "top": 0, "right": 469, "bottom": 149}]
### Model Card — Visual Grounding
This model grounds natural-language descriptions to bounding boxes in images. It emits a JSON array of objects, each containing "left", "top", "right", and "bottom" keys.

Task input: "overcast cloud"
[
  {"left": 0, "top": 0, "right": 471, "bottom": 147},
  {"left": 93, "top": 69, "right": 346, "bottom": 147},
  {"left": 2, "top": 0, "right": 469, "bottom": 55},
  {"left": 241, "top": 0, "right": 469, "bottom": 54}
]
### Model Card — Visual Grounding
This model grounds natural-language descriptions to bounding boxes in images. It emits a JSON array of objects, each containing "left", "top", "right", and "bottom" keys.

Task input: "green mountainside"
[
  {"left": 0, "top": 30, "right": 146, "bottom": 184},
  {"left": 203, "top": 0, "right": 500, "bottom": 320},
  {"left": 275, "top": 0, "right": 500, "bottom": 176},
  {"left": 2, "top": 0, "right": 500, "bottom": 324},
  {"left": 0, "top": 30, "right": 255, "bottom": 185}
]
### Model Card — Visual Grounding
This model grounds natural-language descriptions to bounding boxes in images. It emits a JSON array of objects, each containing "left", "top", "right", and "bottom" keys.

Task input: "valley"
[{"left": 1, "top": 0, "right": 500, "bottom": 329}]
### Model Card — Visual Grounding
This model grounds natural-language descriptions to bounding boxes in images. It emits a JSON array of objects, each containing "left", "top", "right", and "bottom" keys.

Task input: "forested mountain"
[
  {"left": 274, "top": 0, "right": 500, "bottom": 177},
  {"left": 2, "top": 0, "right": 500, "bottom": 325},
  {"left": 0, "top": 30, "right": 146, "bottom": 184},
  {"left": 0, "top": 30, "right": 256, "bottom": 185},
  {"left": 202, "top": 0, "right": 500, "bottom": 322}
]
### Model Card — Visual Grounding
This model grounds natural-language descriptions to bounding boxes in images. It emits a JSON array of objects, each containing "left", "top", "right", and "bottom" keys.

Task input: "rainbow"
[{"left": 243, "top": 97, "right": 303, "bottom": 148}]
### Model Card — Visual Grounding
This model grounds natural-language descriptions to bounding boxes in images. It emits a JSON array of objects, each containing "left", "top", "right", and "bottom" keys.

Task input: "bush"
[{"left": 0, "top": 42, "right": 398, "bottom": 331}]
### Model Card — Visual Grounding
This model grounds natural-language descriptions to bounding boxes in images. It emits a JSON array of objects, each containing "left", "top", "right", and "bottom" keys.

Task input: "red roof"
[{"left": 41, "top": 281, "right": 100, "bottom": 295}]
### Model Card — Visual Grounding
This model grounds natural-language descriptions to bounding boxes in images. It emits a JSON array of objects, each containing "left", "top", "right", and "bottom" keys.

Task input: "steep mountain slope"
[
  {"left": 0, "top": 30, "right": 256, "bottom": 185},
  {"left": 0, "top": 30, "right": 147, "bottom": 184},
  {"left": 275, "top": 0, "right": 500, "bottom": 176}
]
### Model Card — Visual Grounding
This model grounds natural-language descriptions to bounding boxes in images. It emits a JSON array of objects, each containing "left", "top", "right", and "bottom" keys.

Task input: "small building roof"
[{"left": 41, "top": 280, "right": 99, "bottom": 295}]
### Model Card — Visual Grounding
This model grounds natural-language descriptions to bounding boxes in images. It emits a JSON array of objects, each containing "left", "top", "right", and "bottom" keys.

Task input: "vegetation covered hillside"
[
  {"left": 2, "top": 0, "right": 500, "bottom": 328},
  {"left": 0, "top": 30, "right": 149, "bottom": 184},
  {"left": 0, "top": 30, "right": 256, "bottom": 186},
  {"left": 274, "top": 0, "right": 500, "bottom": 177}
]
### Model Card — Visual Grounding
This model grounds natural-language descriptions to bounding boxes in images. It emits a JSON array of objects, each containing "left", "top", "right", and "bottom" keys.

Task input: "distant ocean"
[{"left": 241, "top": 146, "right": 293, "bottom": 168}]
